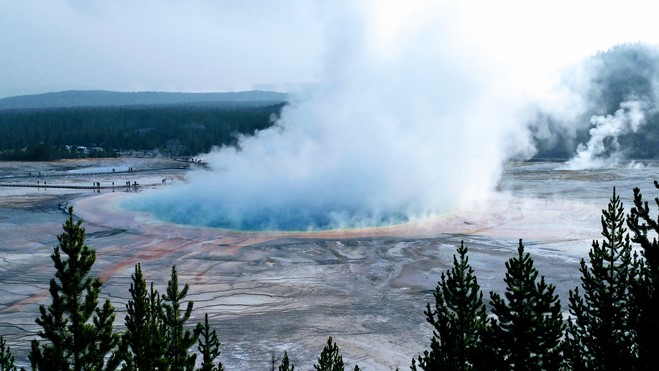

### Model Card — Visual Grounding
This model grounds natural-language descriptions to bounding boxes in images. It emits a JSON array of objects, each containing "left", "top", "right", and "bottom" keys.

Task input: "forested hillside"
[
  {"left": 0, "top": 90, "right": 287, "bottom": 110},
  {"left": 0, "top": 103, "right": 284, "bottom": 160}
]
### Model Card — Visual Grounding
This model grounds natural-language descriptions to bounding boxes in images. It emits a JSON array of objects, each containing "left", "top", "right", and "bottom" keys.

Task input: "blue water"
[{"left": 124, "top": 160, "right": 659, "bottom": 231}]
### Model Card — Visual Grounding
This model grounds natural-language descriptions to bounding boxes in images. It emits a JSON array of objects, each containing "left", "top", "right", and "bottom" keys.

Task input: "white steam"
[
  {"left": 125, "top": 0, "right": 656, "bottom": 230},
  {"left": 563, "top": 100, "right": 647, "bottom": 170},
  {"left": 126, "top": 1, "right": 531, "bottom": 230}
]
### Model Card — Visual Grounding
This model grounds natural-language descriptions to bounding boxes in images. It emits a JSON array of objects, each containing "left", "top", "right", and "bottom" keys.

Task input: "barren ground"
[{"left": 0, "top": 158, "right": 644, "bottom": 369}]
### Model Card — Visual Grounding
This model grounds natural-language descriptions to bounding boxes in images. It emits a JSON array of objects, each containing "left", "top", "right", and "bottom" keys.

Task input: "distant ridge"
[{"left": 0, "top": 90, "right": 288, "bottom": 110}]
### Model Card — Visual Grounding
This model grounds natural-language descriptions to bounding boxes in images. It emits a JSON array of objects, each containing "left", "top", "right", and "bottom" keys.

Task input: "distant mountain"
[{"left": 0, "top": 90, "right": 288, "bottom": 110}]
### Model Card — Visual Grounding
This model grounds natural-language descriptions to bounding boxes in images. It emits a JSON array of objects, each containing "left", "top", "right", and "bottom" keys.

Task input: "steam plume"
[
  {"left": 126, "top": 2, "right": 529, "bottom": 230},
  {"left": 126, "top": 2, "right": 659, "bottom": 230},
  {"left": 531, "top": 44, "right": 659, "bottom": 166},
  {"left": 563, "top": 101, "right": 647, "bottom": 170}
]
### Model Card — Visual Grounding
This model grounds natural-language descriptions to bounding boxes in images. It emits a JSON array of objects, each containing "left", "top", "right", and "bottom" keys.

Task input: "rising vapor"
[
  {"left": 125, "top": 1, "right": 659, "bottom": 230},
  {"left": 126, "top": 1, "right": 532, "bottom": 230},
  {"left": 563, "top": 101, "right": 647, "bottom": 170},
  {"left": 531, "top": 44, "right": 659, "bottom": 167}
]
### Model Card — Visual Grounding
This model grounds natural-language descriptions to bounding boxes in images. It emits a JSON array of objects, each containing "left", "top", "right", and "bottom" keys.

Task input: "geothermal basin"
[{"left": 0, "top": 158, "right": 655, "bottom": 369}]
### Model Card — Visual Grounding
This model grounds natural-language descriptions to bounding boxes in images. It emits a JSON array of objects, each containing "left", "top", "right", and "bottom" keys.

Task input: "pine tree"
[
  {"left": 29, "top": 206, "right": 117, "bottom": 371},
  {"left": 314, "top": 337, "right": 344, "bottom": 371},
  {"left": 87, "top": 299, "right": 120, "bottom": 370},
  {"left": 278, "top": 351, "right": 294, "bottom": 371},
  {"left": 627, "top": 182, "right": 659, "bottom": 370},
  {"left": 146, "top": 282, "right": 168, "bottom": 369},
  {"left": 0, "top": 336, "right": 17, "bottom": 371},
  {"left": 565, "top": 188, "right": 639, "bottom": 370},
  {"left": 489, "top": 240, "right": 565, "bottom": 371},
  {"left": 120, "top": 264, "right": 167, "bottom": 370},
  {"left": 413, "top": 241, "right": 487, "bottom": 371},
  {"left": 197, "top": 313, "right": 223, "bottom": 371},
  {"left": 162, "top": 265, "right": 199, "bottom": 371}
]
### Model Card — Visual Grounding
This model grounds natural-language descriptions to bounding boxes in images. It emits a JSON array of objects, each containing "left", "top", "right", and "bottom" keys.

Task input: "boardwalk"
[
  {"left": 1, "top": 166, "right": 187, "bottom": 180},
  {"left": 0, "top": 183, "right": 140, "bottom": 190},
  {"left": 0, "top": 166, "right": 184, "bottom": 191}
]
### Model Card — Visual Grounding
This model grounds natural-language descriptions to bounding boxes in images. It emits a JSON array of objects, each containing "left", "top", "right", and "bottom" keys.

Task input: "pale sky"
[
  {"left": 0, "top": 0, "right": 326, "bottom": 98},
  {"left": 2, "top": 0, "right": 659, "bottom": 99}
]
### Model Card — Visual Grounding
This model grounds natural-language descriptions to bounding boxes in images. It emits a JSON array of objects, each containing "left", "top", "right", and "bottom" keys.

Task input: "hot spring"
[
  {"left": 121, "top": 161, "right": 659, "bottom": 232},
  {"left": 121, "top": 174, "right": 424, "bottom": 232}
]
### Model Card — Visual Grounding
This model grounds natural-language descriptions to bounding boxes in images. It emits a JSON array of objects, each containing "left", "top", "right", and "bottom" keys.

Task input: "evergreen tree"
[
  {"left": 278, "top": 351, "right": 294, "bottom": 371},
  {"left": 162, "top": 266, "right": 199, "bottom": 371},
  {"left": 29, "top": 206, "right": 117, "bottom": 371},
  {"left": 413, "top": 241, "right": 487, "bottom": 371},
  {"left": 489, "top": 240, "right": 565, "bottom": 371},
  {"left": 87, "top": 299, "right": 120, "bottom": 370},
  {"left": 197, "top": 313, "right": 223, "bottom": 371},
  {"left": 627, "top": 181, "right": 659, "bottom": 370},
  {"left": 565, "top": 188, "right": 639, "bottom": 370},
  {"left": 314, "top": 337, "right": 344, "bottom": 371},
  {"left": 0, "top": 336, "right": 17, "bottom": 371},
  {"left": 119, "top": 264, "right": 167, "bottom": 370},
  {"left": 146, "top": 282, "right": 168, "bottom": 369}
]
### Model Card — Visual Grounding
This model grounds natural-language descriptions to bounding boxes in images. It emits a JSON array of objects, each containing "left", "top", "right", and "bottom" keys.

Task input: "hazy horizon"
[{"left": 3, "top": 1, "right": 659, "bottom": 99}]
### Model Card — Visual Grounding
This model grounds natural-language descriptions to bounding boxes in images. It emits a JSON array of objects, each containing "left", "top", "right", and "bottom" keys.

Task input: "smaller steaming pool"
[{"left": 67, "top": 165, "right": 131, "bottom": 174}]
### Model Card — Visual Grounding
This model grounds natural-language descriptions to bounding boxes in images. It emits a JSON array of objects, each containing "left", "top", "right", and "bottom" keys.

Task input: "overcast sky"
[
  {"left": 0, "top": 0, "right": 326, "bottom": 98},
  {"left": 2, "top": 0, "right": 659, "bottom": 99}
]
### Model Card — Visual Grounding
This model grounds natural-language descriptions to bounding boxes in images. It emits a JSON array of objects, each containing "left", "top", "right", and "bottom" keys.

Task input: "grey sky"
[
  {"left": 0, "top": 0, "right": 325, "bottom": 98},
  {"left": 3, "top": 0, "right": 659, "bottom": 99}
]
